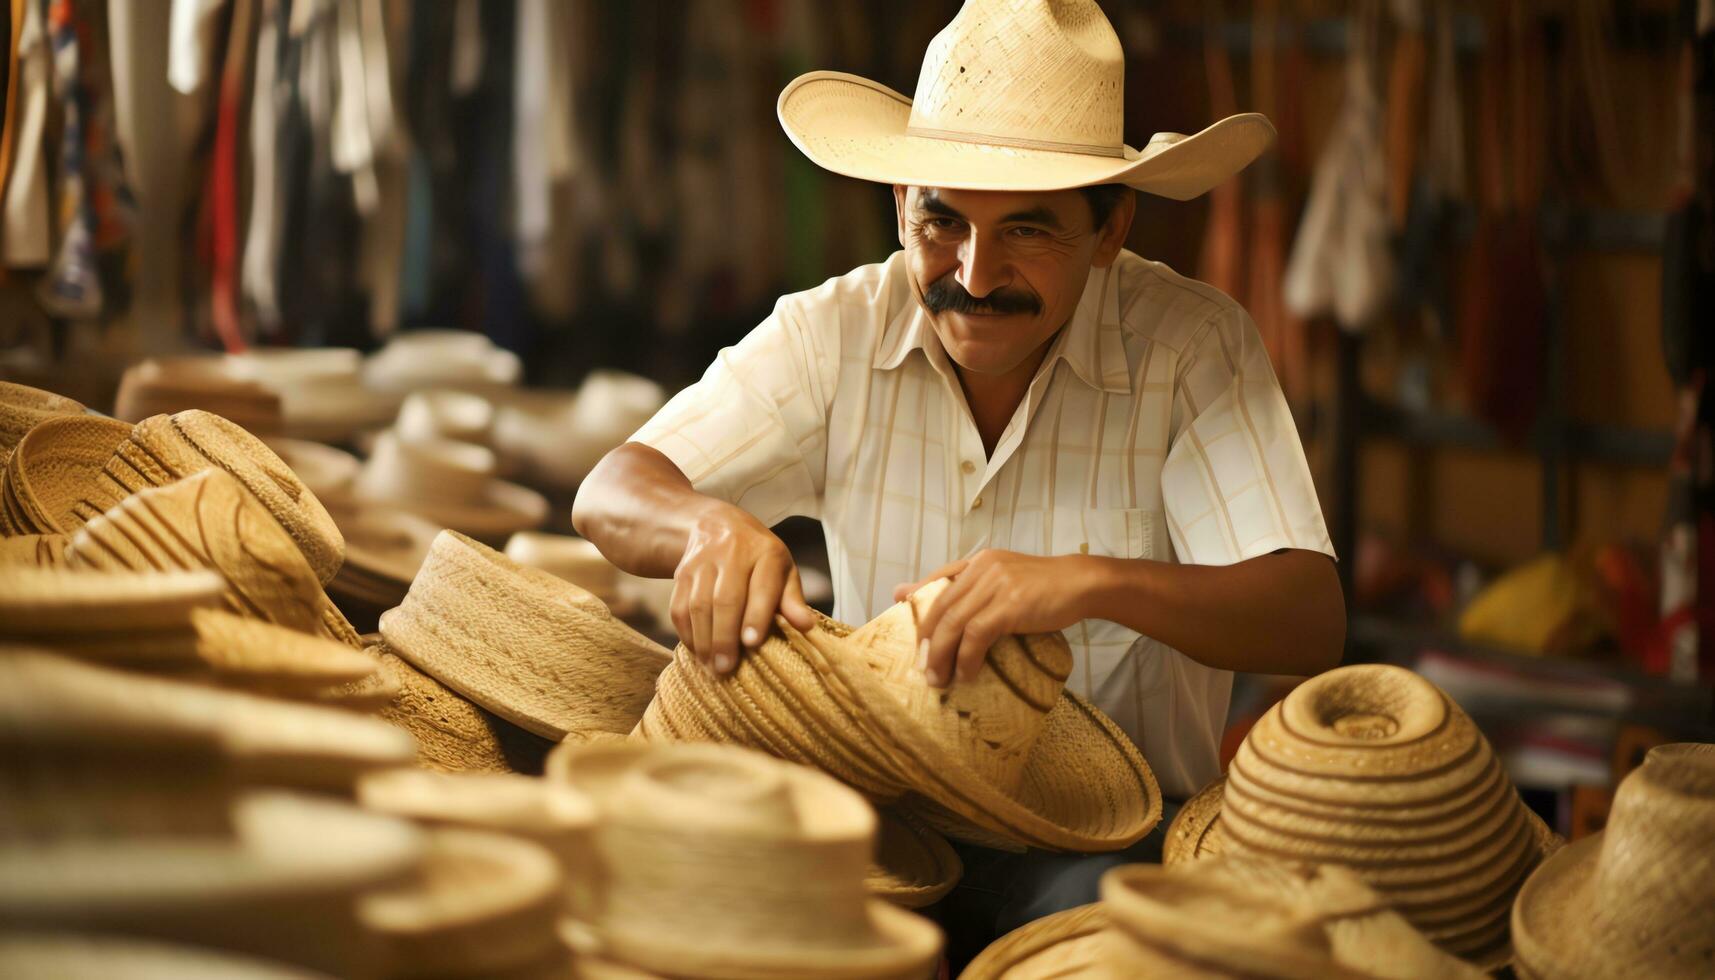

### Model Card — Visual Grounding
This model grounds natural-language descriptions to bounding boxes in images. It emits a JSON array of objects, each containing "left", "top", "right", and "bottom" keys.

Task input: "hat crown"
[
  {"left": 1590, "top": 742, "right": 1715, "bottom": 919},
  {"left": 907, "top": 0, "right": 1126, "bottom": 156}
]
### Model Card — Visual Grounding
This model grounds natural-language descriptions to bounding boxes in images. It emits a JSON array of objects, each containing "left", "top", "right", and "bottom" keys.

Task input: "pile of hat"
[{"left": 637, "top": 577, "right": 1163, "bottom": 855}]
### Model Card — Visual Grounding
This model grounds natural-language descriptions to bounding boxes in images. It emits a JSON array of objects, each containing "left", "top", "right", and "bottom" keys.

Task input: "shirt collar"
[{"left": 874, "top": 259, "right": 1132, "bottom": 396}]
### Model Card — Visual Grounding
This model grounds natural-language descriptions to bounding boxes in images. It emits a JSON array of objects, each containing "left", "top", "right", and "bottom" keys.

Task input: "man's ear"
[
  {"left": 893, "top": 185, "right": 910, "bottom": 249},
  {"left": 1092, "top": 191, "right": 1136, "bottom": 269}
]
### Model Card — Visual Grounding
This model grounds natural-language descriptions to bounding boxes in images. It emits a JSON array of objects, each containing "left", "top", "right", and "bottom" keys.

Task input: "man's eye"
[
  {"left": 927, "top": 217, "right": 962, "bottom": 230},
  {"left": 1010, "top": 226, "right": 1044, "bottom": 238}
]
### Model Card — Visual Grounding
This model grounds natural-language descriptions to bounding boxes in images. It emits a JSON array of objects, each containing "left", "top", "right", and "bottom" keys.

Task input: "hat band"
[{"left": 905, "top": 124, "right": 1126, "bottom": 159}]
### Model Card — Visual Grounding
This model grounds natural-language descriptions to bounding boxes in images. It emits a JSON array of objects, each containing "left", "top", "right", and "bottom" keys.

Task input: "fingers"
[
  {"left": 707, "top": 562, "right": 747, "bottom": 674},
  {"left": 741, "top": 554, "right": 789, "bottom": 651},
  {"left": 920, "top": 577, "right": 982, "bottom": 688},
  {"left": 779, "top": 567, "right": 818, "bottom": 632},
  {"left": 954, "top": 611, "right": 1005, "bottom": 684},
  {"left": 893, "top": 559, "right": 969, "bottom": 602}
]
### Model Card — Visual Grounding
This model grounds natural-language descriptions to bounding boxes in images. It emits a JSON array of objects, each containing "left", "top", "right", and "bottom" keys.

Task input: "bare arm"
[{"left": 572, "top": 442, "right": 816, "bottom": 671}]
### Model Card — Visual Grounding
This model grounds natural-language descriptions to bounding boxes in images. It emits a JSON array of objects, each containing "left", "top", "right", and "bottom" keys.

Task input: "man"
[{"left": 574, "top": 0, "right": 1344, "bottom": 963}]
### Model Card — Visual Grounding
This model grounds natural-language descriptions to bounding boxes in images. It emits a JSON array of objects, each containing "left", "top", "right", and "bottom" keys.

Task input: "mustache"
[{"left": 922, "top": 276, "right": 1041, "bottom": 316}]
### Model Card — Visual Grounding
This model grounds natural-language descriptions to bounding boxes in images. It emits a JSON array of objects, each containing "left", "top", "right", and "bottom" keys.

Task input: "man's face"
[{"left": 894, "top": 185, "right": 1132, "bottom": 378}]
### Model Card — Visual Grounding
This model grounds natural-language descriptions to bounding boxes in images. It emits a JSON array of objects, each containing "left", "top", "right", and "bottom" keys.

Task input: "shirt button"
[
  {"left": 972, "top": 495, "right": 984, "bottom": 510},
  {"left": 961, "top": 460, "right": 976, "bottom": 474}
]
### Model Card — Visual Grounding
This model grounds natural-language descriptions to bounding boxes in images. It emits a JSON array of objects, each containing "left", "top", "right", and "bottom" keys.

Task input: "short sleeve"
[
  {"left": 1159, "top": 305, "right": 1335, "bottom": 566},
  {"left": 630, "top": 296, "right": 835, "bottom": 526}
]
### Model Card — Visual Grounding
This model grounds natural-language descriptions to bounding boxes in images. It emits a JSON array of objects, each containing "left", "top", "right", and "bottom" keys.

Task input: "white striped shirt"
[{"left": 633, "top": 248, "right": 1334, "bottom": 798}]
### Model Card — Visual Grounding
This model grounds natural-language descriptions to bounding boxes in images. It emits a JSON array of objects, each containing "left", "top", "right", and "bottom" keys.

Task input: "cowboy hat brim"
[{"left": 778, "top": 71, "right": 1276, "bottom": 199}]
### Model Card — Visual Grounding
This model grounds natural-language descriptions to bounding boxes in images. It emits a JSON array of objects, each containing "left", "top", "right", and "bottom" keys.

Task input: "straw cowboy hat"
[
  {"left": 0, "top": 932, "right": 340, "bottom": 980},
  {"left": 380, "top": 531, "right": 672, "bottom": 742},
  {"left": 73, "top": 409, "right": 346, "bottom": 585},
  {"left": 352, "top": 431, "right": 547, "bottom": 544},
  {"left": 1511, "top": 742, "right": 1715, "bottom": 979},
  {"left": 0, "top": 414, "right": 132, "bottom": 536},
  {"left": 777, "top": 0, "right": 1274, "bottom": 197},
  {"left": 371, "top": 644, "right": 557, "bottom": 776},
  {"left": 1165, "top": 664, "right": 1563, "bottom": 968},
  {"left": 65, "top": 469, "right": 362, "bottom": 649},
  {"left": 113, "top": 356, "right": 284, "bottom": 434},
  {"left": 0, "top": 380, "right": 86, "bottom": 460},
  {"left": 639, "top": 578, "right": 1160, "bottom": 853},
  {"left": 547, "top": 740, "right": 942, "bottom": 980},
  {"left": 359, "top": 828, "right": 567, "bottom": 978}
]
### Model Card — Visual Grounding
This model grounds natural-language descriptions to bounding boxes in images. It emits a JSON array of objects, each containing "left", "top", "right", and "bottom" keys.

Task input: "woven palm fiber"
[
  {"left": 112, "top": 357, "right": 283, "bottom": 434},
  {"left": 0, "top": 790, "right": 423, "bottom": 977},
  {"left": 374, "top": 648, "right": 556, "bottom": 775},
  {"left": 870, "top": 808, "right": 962, "bottom": 909},
  {"left": 1163, "top": 775, "right": 1227, "bottom": 865},
  {"left": 0, "top": 414, "right": 131, "bottom": 536},
  {"left": 0, "top": 565, "right": 223, "bottom": 636},
  {"left": 64, "top": 469, "right": 361, "bottom": 648},
  {"left": 380, "top": 531, "right": 671, "bottom": 742},
  {"left": 958, "top": 904, "right": 1109, "bottom": 980},
  {"left": 547, "top": 741, "right": 942, "bottom": 980},
  {"left": 1512, "top": 742, "right": 1715, "bottom": 980},
  {"left": 0, "top": 381, "right": 84, "bottom": 461},
  {"left": 0, "top": 531, "right": 67, "bottom": 566},
  {"left": 72, "top": 410, "right": 344, "bottom": 585},
  {"left": 1101, "top": 859, "right": 1484, "bottom": 980},
  {"left": 0, "top": 931, "right": 341, "bottom": 979},
  {"left": 359, "top": 828, "right": 565, "bottom": 979},
  {"left": 1190, "top": 664, "right": 1561, "bottom": 966},
  {"left": 0, "top": 648, "right": 416, "bottom": 793}
]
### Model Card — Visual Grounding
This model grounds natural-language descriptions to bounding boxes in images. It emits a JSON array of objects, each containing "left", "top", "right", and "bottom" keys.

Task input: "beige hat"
[
  {"left": 0, "top": 531, "right": 69, "bottom": 567},
  {"left": 372, "top": 645, "right": 557, "bottom": 775},
  {"left": 381, "top": 531, "right": 672, "bottom": 742},
  {"left": 777, "top": 0, "right": 1273, "bottom": 198},
  {"left": 359, "top": 827, "right": 566, "bottom": 978},
  {"left": 870, "top": 808, "right": 962, "bottom": 910},
  {"left": 356, "top": 768, "right": 596, "bottom": 871},
  {"left": 0, "top": 790, "right": 423, "bottom": 976},
  {"left": 113, "top": 357, "right": 284, "bottom": 434},
  {"left": 1170, "top": 664, "right": 1563, "bottom": 967},
  {"left": 175, "top": 607, "right": 384, "bottom": 697},
  {"left": 395, "top": 389, "right": 497, "bottom": 446},
  {"left": 639, "top": 579, "right": 1161, "bottom": 853},
  {"left": 547, "top": 740, "right": 942, "bottom": 980},
  {"left": 228, "top": 347, "right": 401, "bottom": 442},
  {"left": 1511, "top": 742, "right": 1715, "bottom": 979},
  {"left": 504, "top": 532, "right": 626, "bottom": 611},
  {"left": 66, "top": 469, "right": 362, "bottom": 648},
  {"left": 261, "top": 436, "right": 360, "bottom": 502},
  {"left": 0, "top": 414, "right": 132, "bottom": 536},
  {"left": 0, "top": 381, "right": 86, "bottom": 460},
  {"left": 74, "top": 410, "right": 346, "bottom": 585},
  {"left": 363, "top": 329, "right": 523, "bottom": 393},
  {"left": 323, "top": 505, "right": 442, "bottom": 627},
  {"left": 957, "top": 904, "right": 1108, "bottom": 980},
  {"left": 352, "top": 431, "right": 547, "bottom": 543},
  {"left": 0, "top": 565, "right": 223, "bottom": 640},
  {"left": 1162, "top": 774, "right": 1226, "bottom": 866},
  {"left": 0, "top": 931, "right": 337, "bottom": 980}
]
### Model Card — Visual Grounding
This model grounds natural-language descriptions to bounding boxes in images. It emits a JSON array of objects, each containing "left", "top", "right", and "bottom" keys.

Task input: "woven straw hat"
[
  {"left": 65, "top": 469, "right": 361, "bottom": 648},
  {"left": 364, "top": 329, "right": 523, "bottom": 393},
  {"left": 1511, "top": 741, "right": 1715, "bottom": 979},
  {"left": 0, "top": 932, "right": 337, "bottom": 980},
  {"left": 395, "top": 389, "right": 496, "bottom": 446},
  {"left": 1162, "top": 774, "right": 1227, "bottom": 865},
  {"left": 176, "top": 607, "right": 384, "bottom": 697},
  {"left": 870, "top": 808, "right": 962, "bottom": 909},
  {"left": 777, "top": 0, "right": 1273, "bottom": 197},
  {"left": 74, "top": 410, "right": 346, "bottom": 585},
  {"left": 1170, "top": 664, "right": 1562, "bottom": 967},
  {"left": 381, "top": 531, "right": 671, "bottom": 741},
  {"left": 114, "top": 357, "right": 284, "bottom": 434},
  {"left": 1, "top": 565, "right": 223, "bottom": 639},
  {"left": 228, "top": 347, "right": 400, "bottom": 442},
  {"left": 0, "top": 381, "right": 86, "bottom": 460},
  {"left": 353, "top": 431, "right": 547, "bottom": 543},
  {"left": 547, "top": 740, "right": 942, "bottom": 980},
  {"left": 359, "top": 827, "right": 566, "bottom": 978},
  {"left": 357, "top": 768, "right": 595, "bottom": 860},
  {"left": 0, "top": 531, "right": 68, "bottom": 566},
  {"left": 0, "top": 414, "right": 132, "bottom": 536},
  {"left": 959, "top": 904, "right": 1108, "bottom": 980},
  {"left": 504, "top": 532, "right": 626, "bottom": 611},
  {"left": 262, "top": 436, "right": 360, "bottom": 502},
  {"left": 372, "top": 645, "right": 557, "bottom": 775}
]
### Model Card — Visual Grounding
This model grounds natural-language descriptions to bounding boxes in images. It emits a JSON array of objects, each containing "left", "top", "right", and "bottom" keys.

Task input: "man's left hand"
[{"left": 893, "top": 550, "right": 1102, "bottom": 688}]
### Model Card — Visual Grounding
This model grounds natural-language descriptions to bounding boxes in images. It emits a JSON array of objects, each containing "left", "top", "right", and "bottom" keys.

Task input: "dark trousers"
[{"left": 926, "top": 799, "right": 1182, "bottom": 975}]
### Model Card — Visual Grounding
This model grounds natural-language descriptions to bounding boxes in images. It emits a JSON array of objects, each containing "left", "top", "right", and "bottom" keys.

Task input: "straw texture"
[
  {"left": 373, "top": 647, "right": 556, "bottom": 775},
  {"left": 0, "top": 381, "right": 85, "bottom": 460},
  {"left": 956, "top": 903, "right": 1108, "bottom": 980},
  {"left": 1162, "top": 775, "right": 1227, "bottom": 866},
  {"left": 179, "top": 608, "right": 383, "bottom": 694},
  {"left": 113, "top": 357, "right": 283, "bottom": 434},
  {"left": 0, "top": 414, "right": 131, "bottom": 535},
  {"left": 381, "top": 531, "right": 671, "bottom": 741},
  {"left": 0, "top": 532, "right": 68, "bottom": 566},
  {"left": 1511, "top": 742, "right": 1715, "bottom": 979},
  {"left": 73, "top": 410, "right": 345, "bottom": 585},
  {"left": 65, "top": 469, "right": 361, "bottom": 648},
  {"left": 547, "top": 740, "right": 941, "bottom": 980},
  {"left": 869, "top": 808, "right": 962, "bottom": 909},
  {"left": 1184, "top": 664, "right": 1561, "bottom": 965}
]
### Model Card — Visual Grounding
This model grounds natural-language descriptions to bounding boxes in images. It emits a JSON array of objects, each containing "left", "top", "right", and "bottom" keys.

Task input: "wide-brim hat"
[
  {"left": 371, "top": 644, "right": 556, "bottom": 775},
  {"left": 777, "top": 0, "right": 1273, "bottom": 197},
  {"left": 957, "top": 903, "right": 1108, "bottom": 980},
  {"left": 0, "top": 413, "right": 132, "bottom": 536},
  {"left": 1, "top": 565, "right": 224, "bottom": 639},
  {"left": 1511, "top": 742, "right": 1715, "bottom": 979},
  {"left": 869, "top": 808, "right": 961, "bottom": 910},
  {"left": 177, "top": 608, "right": 384, "bottom": 697},
  {"left": 0, "top": 381, "right": 86, "bottom": 460},
  {"left": 363, "top": 329, "right": 523, "bottom": 393},
  {"left": 547, "top": 740, "right": 942, "bottom": 980},
  {"left": 503, "top": 532, "right": 627, "bottom": 612},
  {"left": 113, "top": 357, "right": 283, "bottom": 434},
  {"left": 380, "top": 531, "right": 671, "bottom": 742},
  {"left": 261, "top": 437, "right": 360, "bottom": 502},
  {"left": 353, "top": 431, "right": 547, "bottom": 543},
  {"left": 1167, "top": 665, "right": 1564, "bottom": 968}
]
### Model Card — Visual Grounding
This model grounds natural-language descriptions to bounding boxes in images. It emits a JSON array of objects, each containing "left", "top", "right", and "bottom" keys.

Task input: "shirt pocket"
[{"left": 1048, "top": 507, "right": 1154, "bottom": 562}]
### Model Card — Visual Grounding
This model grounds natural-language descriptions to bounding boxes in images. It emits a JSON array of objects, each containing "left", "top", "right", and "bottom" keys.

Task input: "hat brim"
[
  {"left": 1509, "top": 833, "right": 1599, "bottom": 979},
  {"left": 959, "top": 903, "right": 1108, "bottom": 980},
  {"left": 869, "top": 808, "right": 962, "bottom": 909},
  {"left": 778, "top": 70, "right": 1275, "bottom": 199}
]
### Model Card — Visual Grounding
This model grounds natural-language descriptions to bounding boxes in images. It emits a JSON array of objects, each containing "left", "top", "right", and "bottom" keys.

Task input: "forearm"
[
  {"left": 1082, "top": 549, "right": 1346, "bottom": 676},
  {"left": 570, "top": 442, "right": 722, "bottom": 577}
]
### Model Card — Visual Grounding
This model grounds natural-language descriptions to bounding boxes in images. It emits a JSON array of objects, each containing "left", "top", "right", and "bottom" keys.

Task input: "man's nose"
[{"left": 955, "top": 235, "right": 1011, "bottom": 300}]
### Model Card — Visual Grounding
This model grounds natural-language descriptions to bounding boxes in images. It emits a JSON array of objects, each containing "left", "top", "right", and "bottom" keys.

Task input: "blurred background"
[{"left": 1, "top": 0, "right": 1711, "bottom": 831}]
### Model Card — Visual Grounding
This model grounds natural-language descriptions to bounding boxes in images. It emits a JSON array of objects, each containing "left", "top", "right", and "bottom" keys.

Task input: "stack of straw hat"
[
  {"left": 0, "top": 414, "right": 131, "bottom": 536},
  {"left": 548, "top": 740, "right": 943, "bottom": 979},
  {"left": 380, "top": 531, "right": 672, "bottom": 743},
  {"left": 351, "top": 430, "right": 546, "bottom": 544},
  {"left": 363, "top": 330, "right": 522, "bottom": 393},
  {"left": 639, "top": 578, "right": 1162, "bottom": 853},
  {"left": 963, "top": 855, "right": 1485, "bottom": 979},
  {"left": 113, "top": 357, "right": 283, "bottom": 434},
  {"left": 0, "top": 381, "right": 86, "bottom": 460},
  {"left": 490, "top": 369, "right": 664, "bottom": 489},
  {"left": 228, "top": 347, "right": 400, "bottom": 443},
  {"left": 1511, "top": 742, "right": 1715, "bottom": 979},
  {"left": 504, "top": 532, "right": 628, "bottom": 615},
  {"left": 1164, "top": 664, "right": 1563, "bottom": 967}
]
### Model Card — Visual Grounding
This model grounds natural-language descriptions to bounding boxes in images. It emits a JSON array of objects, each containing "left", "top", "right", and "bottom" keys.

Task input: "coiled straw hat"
[
  {"left": 1511, "top": 742, "right": 1715, "bottom": 979},
  {"left": 1164, "top": 664, "right": 1562, "bottom": 967},
  {"left": 777, "top": 0, "right": 1274, "bottom": 197},
  {"left": 0, "top": 381, "right": 85, "bottom": 460},
  {"left": 0, "top": 414, "right": 131, "bottom": 536}
]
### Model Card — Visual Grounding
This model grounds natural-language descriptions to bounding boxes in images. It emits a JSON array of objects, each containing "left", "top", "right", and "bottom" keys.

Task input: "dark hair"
[{"left": 1079, "top": 184, "right": 1131, "bottom": 230}]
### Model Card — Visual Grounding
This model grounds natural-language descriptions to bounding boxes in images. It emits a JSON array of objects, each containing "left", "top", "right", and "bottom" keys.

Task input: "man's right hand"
[{"left": 670, "top": 498, "right": 817, "bottom": 674}]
